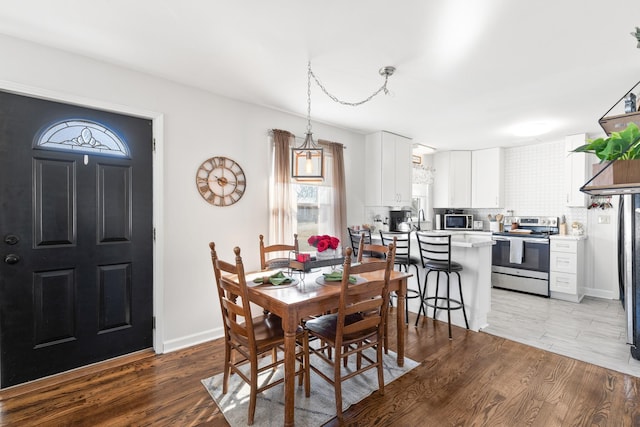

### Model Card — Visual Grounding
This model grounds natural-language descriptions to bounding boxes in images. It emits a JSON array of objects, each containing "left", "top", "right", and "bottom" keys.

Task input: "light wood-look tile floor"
[{"left": 482, "top": 287, "right": 640, "bottom": 378}]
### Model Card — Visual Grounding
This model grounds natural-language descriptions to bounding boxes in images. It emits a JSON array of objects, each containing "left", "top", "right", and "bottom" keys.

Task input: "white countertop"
[{"left": 415, "top": 231, "right": 495, "bottom": 248}]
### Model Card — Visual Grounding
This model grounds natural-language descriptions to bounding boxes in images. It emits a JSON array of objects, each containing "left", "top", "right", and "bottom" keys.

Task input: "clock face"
[{"left": 196, "top": 156, "right": 246, "bottom": 206}]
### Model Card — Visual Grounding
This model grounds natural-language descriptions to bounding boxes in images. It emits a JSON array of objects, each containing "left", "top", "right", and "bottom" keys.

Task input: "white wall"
[{"left": 0, "top": 34, "right": 368, "bottom": 352}]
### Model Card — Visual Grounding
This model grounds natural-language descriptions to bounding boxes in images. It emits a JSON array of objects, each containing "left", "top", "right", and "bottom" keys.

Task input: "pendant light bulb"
[{"left": 305, "top": 151, "right": 313, "bottom": 174}]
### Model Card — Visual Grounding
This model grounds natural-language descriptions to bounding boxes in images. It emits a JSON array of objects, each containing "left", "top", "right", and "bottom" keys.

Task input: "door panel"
[
  {"left": 0, "top": 90, "right": 153, "bottom": 388},
  {"left": 33, "top": 269, "right": 76, "bottom": 348},
  {"left": 98, "top": 164, "right": 132, "bottom": 242},
  {"left": 34, "top": 158, "right": 76, "bottom": 246}
]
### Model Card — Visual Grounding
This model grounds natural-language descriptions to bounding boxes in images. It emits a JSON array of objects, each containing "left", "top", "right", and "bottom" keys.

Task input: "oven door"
[{"left": 491, "top": 236, "right": 550, "bottom": 296}]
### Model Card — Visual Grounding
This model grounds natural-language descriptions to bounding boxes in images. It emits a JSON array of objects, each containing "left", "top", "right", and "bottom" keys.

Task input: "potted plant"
[
  {"left": 308, "top": 234, "right": 340, "bottom": 259},
  {"left": 573, "top": 122, "right": 640, "bottom": 186}
]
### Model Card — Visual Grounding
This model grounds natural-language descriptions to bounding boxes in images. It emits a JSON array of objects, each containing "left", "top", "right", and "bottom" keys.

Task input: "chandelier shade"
[{"left": 291, "top": 132, "right": 324, "bottom": 178}]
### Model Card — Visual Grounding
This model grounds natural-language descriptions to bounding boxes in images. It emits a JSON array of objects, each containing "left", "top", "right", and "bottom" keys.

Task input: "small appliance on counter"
[
  {"left": 443, "top": 213, "right": 473, "bottom": 230},
  {"left": 389, "top": 209, "right": 412, "bottom": 232},
  {"left": 434, "top": 214, "right": 443, "bottom": 230},
  {"left": 473, "top": 220, "right": 484, "bottom": 231}
]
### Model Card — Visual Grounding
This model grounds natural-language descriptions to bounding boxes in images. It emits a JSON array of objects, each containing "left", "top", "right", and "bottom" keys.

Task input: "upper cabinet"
[
  {"left": 471, "top": 147, "right": 504, "bottom": 208},
  {"left": 433, "top": 151, "right": 472, "bottom": 208},
  {"left": 365, "top": 131, "right": 412, "bottom": 207},
  {"left": 564, "top": 134, "right": 591, "bottom": 207}
]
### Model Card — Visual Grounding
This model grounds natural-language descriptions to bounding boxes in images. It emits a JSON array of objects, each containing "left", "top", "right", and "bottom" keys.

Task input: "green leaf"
[{"left": 574, "top": 123, "right": 640, "bottom": 161}]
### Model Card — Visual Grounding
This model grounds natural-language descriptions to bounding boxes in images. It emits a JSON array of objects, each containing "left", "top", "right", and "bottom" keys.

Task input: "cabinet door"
[
  {"left": 381, "top": 134, "right": 397, "bottom": 206},
  {"left": 394, "top": 134, "right": 412, "bottom": 205},
  {"left": 365, "top": 131, "right": 413, "bottom": 207},
  {"left": 565, "top": 134, "right": 589, "bottom": 207},
  {"left": 449, "top": 151, "right": 471, "bottom": 208},
  {"left": 471, "top": 147, "right": 504, "bottom": 208},
  {"left": 550, "top": 272, "right": 577, "bottom": 293},
  {"left": 432, "top": 151, "right": 471, "bottom": 208},
  {"left": 550, "top": 251, "right": 577, "bottom": 274},
  {"left": 432, "top": 152, "right": 450, "bottom": 208}
]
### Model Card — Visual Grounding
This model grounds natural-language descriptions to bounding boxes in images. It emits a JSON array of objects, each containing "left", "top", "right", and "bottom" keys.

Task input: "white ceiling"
[{"left": 1, "top": 1, "right": 639, "bottom": 150}]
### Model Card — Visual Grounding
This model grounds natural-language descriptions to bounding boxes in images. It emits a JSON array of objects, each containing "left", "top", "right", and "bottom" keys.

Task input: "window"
[
  {"left": 268, "top": 130, "right": 345, "bottom": 253},
  {"left": 293, "top": 177, "right": 335, "bottom": 252},
  {"left": 35, "top": 119, "right": 130, "bottom": 158}
]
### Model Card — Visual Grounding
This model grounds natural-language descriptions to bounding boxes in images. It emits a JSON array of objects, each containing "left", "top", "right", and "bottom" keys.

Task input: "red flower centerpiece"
[{"left": 307, "top": 235, "right": 340, "bottom": 253}]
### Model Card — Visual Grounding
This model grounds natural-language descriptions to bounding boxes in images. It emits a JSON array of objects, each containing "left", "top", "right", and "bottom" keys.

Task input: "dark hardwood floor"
[{"left": 2, "top": 309, "right": 639, "bottom": 426}]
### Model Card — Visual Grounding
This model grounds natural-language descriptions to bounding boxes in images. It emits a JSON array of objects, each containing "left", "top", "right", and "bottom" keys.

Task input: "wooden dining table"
[{"left": 243, "top": 266, "right": 411, "bottom": 427}]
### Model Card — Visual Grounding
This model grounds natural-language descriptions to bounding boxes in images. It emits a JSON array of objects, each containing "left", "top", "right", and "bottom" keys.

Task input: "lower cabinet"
[{"left": 549, "top": 238, "right": 585, "bottom": 302}]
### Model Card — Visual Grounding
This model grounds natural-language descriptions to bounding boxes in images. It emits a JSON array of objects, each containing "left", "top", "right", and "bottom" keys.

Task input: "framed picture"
[{"left": 412, "top": 155, "right": 422, "bottom": 164}]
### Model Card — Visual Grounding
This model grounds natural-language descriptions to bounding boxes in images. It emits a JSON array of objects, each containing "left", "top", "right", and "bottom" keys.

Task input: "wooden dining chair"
[
  {"left": 357, "top": 234, "right": 395, "bottom": 353},
  {"left": 303, "top": 244, "right": 396, "bottom": 422},
  {"left": 259, "top": 233, "right": 298, "bottom": 270},
  {"left": 209, "top": 242, "right": 309, "bottom": 425},
  {"left": 356, "top": 233, "right": 392, "bottom": 263}
]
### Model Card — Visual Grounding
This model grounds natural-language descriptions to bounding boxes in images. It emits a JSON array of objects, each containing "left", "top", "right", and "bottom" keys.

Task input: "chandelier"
[{"left": 291, "top": 62, "right": 396, "bottom": 179}]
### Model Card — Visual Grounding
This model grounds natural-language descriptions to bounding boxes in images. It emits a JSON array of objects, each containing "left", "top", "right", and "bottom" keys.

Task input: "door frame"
[{"left": 0, "top": 81, "right": 165, "bottom": 386}]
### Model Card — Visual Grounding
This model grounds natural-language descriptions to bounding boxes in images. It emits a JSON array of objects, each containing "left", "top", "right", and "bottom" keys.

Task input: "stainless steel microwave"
[{"left": 444, "top": 214, "right": 473, "bottom": 230}]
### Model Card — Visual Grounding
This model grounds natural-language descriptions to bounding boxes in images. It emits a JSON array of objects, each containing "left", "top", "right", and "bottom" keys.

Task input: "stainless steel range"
[{"left": 491, "top": 216, "right": 559, "bottom": 297}]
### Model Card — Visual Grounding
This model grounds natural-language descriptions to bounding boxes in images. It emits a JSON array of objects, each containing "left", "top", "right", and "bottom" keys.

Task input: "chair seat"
[
  {"left": 236, "top": 314, "right": 303, "bottom": 348},
  {"left": 424, "top": 260, "right": 463, "bottom": 272},
  {"left": 305, "top": 313, "right": 377, "bottom": 344}
]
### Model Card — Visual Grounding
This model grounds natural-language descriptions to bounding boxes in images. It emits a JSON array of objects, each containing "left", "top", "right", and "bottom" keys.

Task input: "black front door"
[{"left": 0, "top": 91, "right": 154, "bottom": 388}]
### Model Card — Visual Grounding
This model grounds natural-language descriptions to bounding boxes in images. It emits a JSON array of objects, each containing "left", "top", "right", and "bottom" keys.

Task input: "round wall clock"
[{"left": 196, "top": 156, "right": 246, "bottom": 206}]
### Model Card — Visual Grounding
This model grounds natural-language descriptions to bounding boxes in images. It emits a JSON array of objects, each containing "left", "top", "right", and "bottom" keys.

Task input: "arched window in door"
[{"left": 35, "top": 119, "right": 130, "bottom": 158}]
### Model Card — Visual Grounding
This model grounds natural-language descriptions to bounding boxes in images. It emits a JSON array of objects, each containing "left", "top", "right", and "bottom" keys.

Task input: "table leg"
[
  {"left": 283, "top": 327, "right": 297, "bottom": 426},
  {"left": 396, "top": 277, "right": 406, "bottom": 367}
]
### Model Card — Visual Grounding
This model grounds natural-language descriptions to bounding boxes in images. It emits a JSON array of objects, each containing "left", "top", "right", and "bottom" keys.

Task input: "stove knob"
[{"left": 541, "top": 219, "right": 548, "bottom": 225}]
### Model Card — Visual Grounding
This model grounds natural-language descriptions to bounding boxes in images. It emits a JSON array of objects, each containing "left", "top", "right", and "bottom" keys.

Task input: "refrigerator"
[{"left": 618, "top": 194, "right": 640, "bottom": 360}]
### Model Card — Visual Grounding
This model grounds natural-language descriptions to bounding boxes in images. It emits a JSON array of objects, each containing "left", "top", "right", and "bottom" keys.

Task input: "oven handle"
[
  {"left": 522, "top": 238, "right": 549, "bottom": 244},
  {"left": 492, "top": 236, "right": 549, "bottom": 244}
]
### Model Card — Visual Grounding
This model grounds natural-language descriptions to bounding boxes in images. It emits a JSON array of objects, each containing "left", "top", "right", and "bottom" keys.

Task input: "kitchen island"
[
  {"left": 416, "top": 232, "right": 494, "bottom": 332},
  {"left": 374, "top": 231, "right": 494, "bottom": 332}
]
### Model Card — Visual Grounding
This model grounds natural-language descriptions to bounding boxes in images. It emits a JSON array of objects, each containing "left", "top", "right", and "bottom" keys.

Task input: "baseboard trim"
[
  {"left": 583, "top": 287, "right": 618, "bottom": 300},
  {"left": 162, "top": 327, "right": 224, "bottom": 353}
]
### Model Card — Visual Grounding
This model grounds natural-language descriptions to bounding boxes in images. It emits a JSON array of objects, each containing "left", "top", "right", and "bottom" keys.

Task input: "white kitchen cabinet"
[
  {"left": 564, "top": 134, "right": 591, "bottom": 207},
  {"left": 549, "top": 237, "right": 585, "bottom": 302},
  {"left": 433, "top": 151, "right": 471, "bottom": 208},
  {"left": 471, "top": 147, "right": 504, "bottom": 208},
  {"left": 365, "top": 131, "right": 412, "bottom": 206}
]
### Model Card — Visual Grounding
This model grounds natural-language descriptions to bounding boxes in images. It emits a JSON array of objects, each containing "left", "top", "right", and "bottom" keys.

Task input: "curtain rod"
[{"left": 268, "top": 129, "right": 346, "bottom": 148}]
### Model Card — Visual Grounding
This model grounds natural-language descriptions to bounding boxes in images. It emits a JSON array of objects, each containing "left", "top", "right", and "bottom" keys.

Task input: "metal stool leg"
[
  {"left": 433, "top": 271, "right": 441, "bottom": 319},
  {"left": 455, "top": 271, "right": 469, "bottom": 329},
  {"left": 415, "top": 268, "right": 431, "bottom": 326},
  {"left": 446, "top": 272, "right": 452, "bottom": 339}
]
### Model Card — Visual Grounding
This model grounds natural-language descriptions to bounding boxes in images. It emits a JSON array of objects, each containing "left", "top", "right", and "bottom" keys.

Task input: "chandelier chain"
[
  {"left": 307, "top": 62, "right": 312, "bottom": 134},
  {"left": 308, "top": 61, "right": 391, "bottom": 107}
]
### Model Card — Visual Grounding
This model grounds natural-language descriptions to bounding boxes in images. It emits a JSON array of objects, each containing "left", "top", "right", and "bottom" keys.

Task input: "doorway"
[{"left": 0, "top": 90, "right": 155, "bottom": 388}]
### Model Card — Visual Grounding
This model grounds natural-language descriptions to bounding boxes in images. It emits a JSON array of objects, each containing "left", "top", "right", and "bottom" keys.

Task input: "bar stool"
[
  {"left": 379, "top": 231, "right": 422, "bottom": 324},
  {"left": 415, "top": 232, "right": 469, "bottom": 339},
  {"left": 349, "top": 227, "right": 385, "bottom": 261}
]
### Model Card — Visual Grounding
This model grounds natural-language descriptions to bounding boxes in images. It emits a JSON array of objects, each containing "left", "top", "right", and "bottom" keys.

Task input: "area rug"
[{"left": 201, "top": 347, "right": 419, "bottom": 426}]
